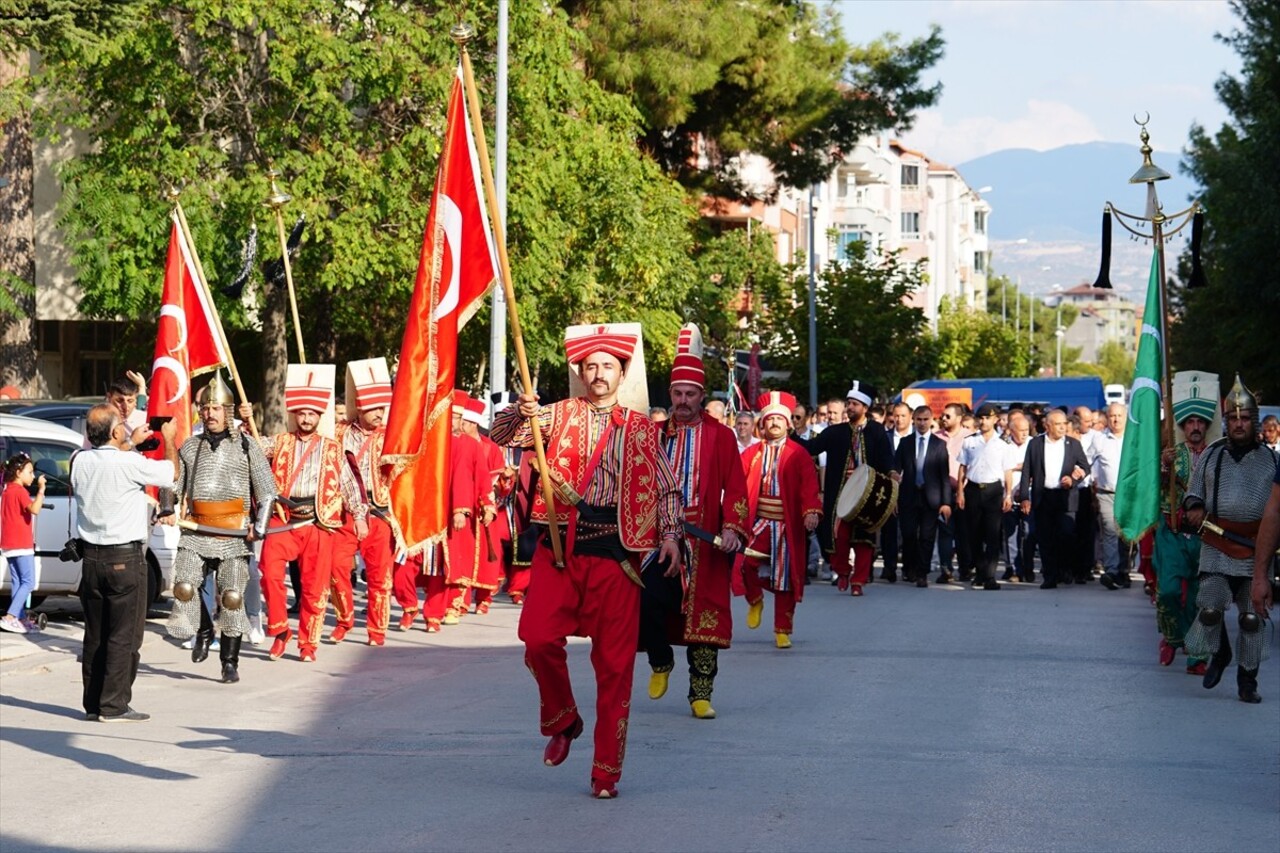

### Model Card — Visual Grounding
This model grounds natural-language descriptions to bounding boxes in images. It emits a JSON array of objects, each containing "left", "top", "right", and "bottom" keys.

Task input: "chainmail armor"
[
  {"left": 1185, "top": 441, "right": 1277, "bottom": 577},
  {"left": 1185, "top": 574, "right": 1264, "bottom": 669}
]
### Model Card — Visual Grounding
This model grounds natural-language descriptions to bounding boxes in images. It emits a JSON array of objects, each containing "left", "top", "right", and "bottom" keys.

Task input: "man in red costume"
[
  {"left": 247, "top": 366, "right": 362, "bottom": 662},
  {"left": 332, "top": 358, "right": 396, "bottom": 646},
  {"left": 459, "top": 395, "right": 505, "bottom": 615},
  {"left": 491, "top": 391, "right": 531, "bottom": 605},
  {"left": 440, "top": 391, "right": 494, "bottom": 626},
  {"left": 639, "top": 324, "right": 749, "bottom": 720},
  {"left": 739, "top": 391, "right": 823, "bottom": 648},
  {"left": 491, "top": 324, "right": 682, "bottom": 800}
]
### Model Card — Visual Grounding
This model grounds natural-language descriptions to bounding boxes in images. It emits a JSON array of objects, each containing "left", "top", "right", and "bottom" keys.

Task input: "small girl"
[{"left": 2, "top": 454, "right": 46, "bottom": 633}]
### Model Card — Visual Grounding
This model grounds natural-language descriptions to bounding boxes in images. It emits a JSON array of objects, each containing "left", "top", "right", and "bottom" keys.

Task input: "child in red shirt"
[{"left": 2, "top": 454, "right": 46, "bottom": 633}]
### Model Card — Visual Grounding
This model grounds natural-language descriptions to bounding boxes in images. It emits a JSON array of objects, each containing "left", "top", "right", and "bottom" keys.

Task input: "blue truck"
[{"left": 899, "top": 377, "right": 1107, "bottom": 411}]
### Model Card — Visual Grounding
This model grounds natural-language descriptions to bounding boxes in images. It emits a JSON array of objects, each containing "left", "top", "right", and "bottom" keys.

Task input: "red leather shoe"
[
  {"left": 268, "top": 629, "right": 293, "bottom": 661},
  {"left": 398, "top": 610, "right": 418, "bottom": 632},
  {"left": 850, "top": 584, "right": 865, "bottom": 597},
  {"left": 300, "top": 648, "right": 317, "bottom": 663},
  {"left": 590, "top": 778, "right": 618, "bottom": 799},
  {"left": 425, "top": 619, "right": 441, "bottom": 633},
  {"left": 510, "top": 592, "right": 524, "bottom": 606},
  {"left": 836, "top": 575, "right": 850, "bottom": 592},
  {"left": 476, "top": 601, "right": 490, "bottom": 615},
  {"left": 543, "top": 717, "right": 584, "bottom": 767},
  {"left": 328, "top": 625, "right": 349, "bottom": 644},
  {"left": 1158, "top": 639, "right": 1176, "bottom": 666},
  {"left": 367, "top": 633, "right": 385, "bottom": 647},
  {"left": 1186, "top": 661, "right": 1207, "bottom": 676}
]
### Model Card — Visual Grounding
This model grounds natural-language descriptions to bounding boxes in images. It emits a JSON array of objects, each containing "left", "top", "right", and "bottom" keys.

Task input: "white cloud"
[{"left": 900, "top": 99, "right": 1105, "bottom": 165}]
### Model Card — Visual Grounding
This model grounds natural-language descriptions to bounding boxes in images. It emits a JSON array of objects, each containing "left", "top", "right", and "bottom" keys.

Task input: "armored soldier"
[
  {"left": 167, "top": 374, "right": 276, "bottom": 684},
  {"left": 1182, "top": 375, "right": 1279, "bottom": 704}
]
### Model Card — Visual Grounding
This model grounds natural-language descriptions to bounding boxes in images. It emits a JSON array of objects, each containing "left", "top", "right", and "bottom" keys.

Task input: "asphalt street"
[{"left": 1, "top": 575, "right": 1276, "bottom": 852}]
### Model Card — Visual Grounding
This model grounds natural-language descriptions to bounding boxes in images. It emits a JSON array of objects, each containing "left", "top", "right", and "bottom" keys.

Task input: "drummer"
[
  {"left": 795, "top": 381, "right": 894, "bottom": 597},
  {"left": 739, "top": 391, "right": 823, "bottom": 649}
]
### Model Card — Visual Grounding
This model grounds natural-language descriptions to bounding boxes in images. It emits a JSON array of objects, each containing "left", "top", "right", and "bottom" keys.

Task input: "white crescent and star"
[
  {"left": 152, "top": 355, "right": 188, "bottom": 405},
  {"left": 431, "top": 194, "right": 464, "bottom": 321},
  {"left": 159, "top": 304, "right": 187, "bottom": 354}
]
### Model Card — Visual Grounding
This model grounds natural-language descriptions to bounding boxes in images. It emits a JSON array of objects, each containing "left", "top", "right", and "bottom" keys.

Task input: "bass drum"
[{"left": 834, "top": 465, "right": 898, "bottom": 533}]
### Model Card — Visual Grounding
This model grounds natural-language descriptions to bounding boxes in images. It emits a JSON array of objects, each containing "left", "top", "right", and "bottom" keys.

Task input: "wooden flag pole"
[
  {"left": 264, "top": 167, "right": 307, "bottom": 364},
  {"left": 453, "top": 26, "right": 564, "bottom": 566},
  {"left": 169, "top": 192, "right": 261, "bottom": 439}
]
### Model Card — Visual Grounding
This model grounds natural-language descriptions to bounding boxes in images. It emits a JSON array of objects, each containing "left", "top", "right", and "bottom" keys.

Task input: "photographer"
[{"left": 70, "top": 404, "right": 177, "bottom": 723}]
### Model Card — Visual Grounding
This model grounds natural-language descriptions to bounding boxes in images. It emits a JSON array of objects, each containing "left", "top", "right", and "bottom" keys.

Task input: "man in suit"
[
  {"left": 880, "top": 402, "right": 915, "bottom": 582},
  {"left": 893, "top": 405, "right": 952, "bottom": 587},
  {"left": 1018, "top": 408, "right": 1090, "bottom": 589}
]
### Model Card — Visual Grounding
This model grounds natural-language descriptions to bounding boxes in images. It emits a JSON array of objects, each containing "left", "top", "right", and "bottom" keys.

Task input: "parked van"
[{"left": 0, "top": 414, "right": 176, "bottom": 607}]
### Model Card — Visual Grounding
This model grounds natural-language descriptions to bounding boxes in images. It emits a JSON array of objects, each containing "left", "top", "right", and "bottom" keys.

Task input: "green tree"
[
  {"left": 1172, "top": 0, "right": 1280, "bottom": 399},
  {"left": 560, "top": 0, "right": 945, "bottom": 193},
  {"left": 26, "top": 0, "right": 698, "bottom": 422},
  {"left": 934, "top": 298, "right": 1029, "bottom": 379},
  {"left": 763, "top": 242, "right": 935, "bottom": 402}
]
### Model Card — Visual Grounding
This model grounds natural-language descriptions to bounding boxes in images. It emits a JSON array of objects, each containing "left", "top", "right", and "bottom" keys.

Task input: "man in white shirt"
[
  {"left": 1002, "top": 412, "right": 1034, "bottom": 582},
  {"left": 72, "top": 405, "right": 178, "bottom": 723},
  {"left": 935, "top": 403, "right": 974, "bottom": 583},
  {"left": 957, "top": 404, "right": 1007, "bottom": 590},
  {"left": 1093, "top": 403, "right": 1132, "bottom": 589}
]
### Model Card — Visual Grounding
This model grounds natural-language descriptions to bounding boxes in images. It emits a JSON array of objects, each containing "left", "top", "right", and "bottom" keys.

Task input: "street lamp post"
[{"left": 806, "top": 186, "right": 818, "bottom": 409}]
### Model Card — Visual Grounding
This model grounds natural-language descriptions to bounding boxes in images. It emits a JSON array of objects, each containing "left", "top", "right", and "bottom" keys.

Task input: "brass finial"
[
  {"left": 264, "top": 163, "right": 292, "bottom": 209},
  {"left": 1129, "top": 114, "right": 1171, "bottom": 185},
  {"left": 164, "top": 184, "right": 182, "bottom": 203},
  {"left": 450, "top": 23, "right": 475, "bottom": 46}
]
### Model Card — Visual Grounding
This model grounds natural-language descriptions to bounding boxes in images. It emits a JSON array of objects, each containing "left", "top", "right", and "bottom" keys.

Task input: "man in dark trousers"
[
  {"left": 1018, "top": 408, "right": 1089, "bottom": 589},
  {"left": 795, "top": 381, "right": 893, "bottom": 597},
  {"left": 893, "top": 405, "right": 952, "bottom": 587}
]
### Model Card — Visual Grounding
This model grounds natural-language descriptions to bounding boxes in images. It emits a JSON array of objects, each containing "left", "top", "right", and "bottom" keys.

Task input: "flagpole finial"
[
  {"left": 1129, "top": 115, "right": 1171, "bottom": 185},
  {"left": 264, "top": 164, "right": 292, "bottom": 209},
  {"left": 450, "top": 23, "right": 475, "bottom": 46},
  {"left": 165, "top": 184, "right": 182, "bottom": 203}
]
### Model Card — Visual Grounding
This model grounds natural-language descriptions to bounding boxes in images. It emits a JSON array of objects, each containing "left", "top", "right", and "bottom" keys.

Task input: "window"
[
  {"left": 0, "top": 439, "right": 75, "bottom": 497},
  {"left": 835, "top": 229, "right": 872, "bottom": 261},
  {"left": 974, "top": 251, "right": 987, "bottom": 273},
  {"left": 974, "top": 210, "right": 987, "bottom": 234},
  {"left": 901, "top": 212, "right": 920, "bottom": 239},
  {"left": 901, "top": 165, "right": 920, "bottom": 187}
]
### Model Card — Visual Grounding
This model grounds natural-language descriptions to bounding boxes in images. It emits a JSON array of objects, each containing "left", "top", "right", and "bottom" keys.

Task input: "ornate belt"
[
  {"left": 757, "top": 496, "right": 785, "bottom": 522},
  {"left": 189, "top": 498, "right": 247, "bottom": 530}
]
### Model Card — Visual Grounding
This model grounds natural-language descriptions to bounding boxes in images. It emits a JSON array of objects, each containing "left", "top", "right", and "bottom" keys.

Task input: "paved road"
[{"left": 1, "top": 577, "right": 1276, "bottom": 852}]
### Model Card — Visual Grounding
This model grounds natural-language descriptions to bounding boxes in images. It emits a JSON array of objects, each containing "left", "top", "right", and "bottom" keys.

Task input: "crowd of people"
[{"left": 7, "top": 327, "right": 1278, "bottom": 796}]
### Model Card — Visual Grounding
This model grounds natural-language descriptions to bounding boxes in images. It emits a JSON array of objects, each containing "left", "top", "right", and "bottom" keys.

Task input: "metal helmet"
[
  {"left": 219, "top": 587, "right": 243, "bottom": 611},
  {"left": 173, "top": 580, "right": 197, "bottom": 602},
  {"left": 196, "top": 373, "right": 235, "bottom": 408},
  {"left": 1224, "top": 373, "right": 1258, "bottom": 417}
]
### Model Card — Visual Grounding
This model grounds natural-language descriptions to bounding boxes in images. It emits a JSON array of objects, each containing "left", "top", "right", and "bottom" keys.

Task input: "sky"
[{"left": 837, "top": 0, "right": 1243, "bottom": 165}]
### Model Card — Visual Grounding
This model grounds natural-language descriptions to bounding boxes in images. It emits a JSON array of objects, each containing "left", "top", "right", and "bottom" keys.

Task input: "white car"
[{"left": 0, "top": 414, "right": 176, "bottom": 607}]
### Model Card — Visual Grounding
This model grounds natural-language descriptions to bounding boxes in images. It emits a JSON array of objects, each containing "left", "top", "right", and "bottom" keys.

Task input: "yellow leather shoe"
[
  {"left": 746, "top": 600, "right": 763, "bottom": 630},
  {"left": 442, "top": 611, "right": 460, "bottom": 626},
  {"left": 775, "top": 632, "right": 792, "bottom": 649},
  {"left": 648, "top": 669, "right": 669, "bottom": 700},
  {"left": 690, "top": 700, "right": 716, "bottom": 719}
]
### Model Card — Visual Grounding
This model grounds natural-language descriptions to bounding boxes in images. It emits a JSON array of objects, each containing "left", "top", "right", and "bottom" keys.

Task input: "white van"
[
  {"left": 0, "top": 414, "right": 177, "bottom": 607},
  {"left": 1104, "top": 384, "right": 1127, "bottom": 406}
]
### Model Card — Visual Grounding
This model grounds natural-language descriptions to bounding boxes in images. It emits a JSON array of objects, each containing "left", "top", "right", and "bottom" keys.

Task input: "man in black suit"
[
  {"left": 893, "top": 405, "right": 953, "bottom": 587},
  {"left": 1018, "top": 408, "right": 1090, "bottom": 589},
  {"left": 795, "top": 380, "right": 894, "bottom": 596}
]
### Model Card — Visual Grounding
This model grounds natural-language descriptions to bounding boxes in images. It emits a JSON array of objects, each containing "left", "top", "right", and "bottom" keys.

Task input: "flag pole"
[
  {"left": 167, "top": 189, "right": 261, "bottom": 439},
  {"left": 452, "top": 24, "right": 564, "bottom": 566},
  {"left": 264, "top": 167, "right": 307, "bottom": 364}
]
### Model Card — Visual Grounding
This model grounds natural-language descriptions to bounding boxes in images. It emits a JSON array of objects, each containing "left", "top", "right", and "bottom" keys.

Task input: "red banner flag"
[
  {"left": 383, "top": 70, "right": 498, "bottom": 553},
  {"left": 146, "top": 213, "right": 229, "bottom": 446}
]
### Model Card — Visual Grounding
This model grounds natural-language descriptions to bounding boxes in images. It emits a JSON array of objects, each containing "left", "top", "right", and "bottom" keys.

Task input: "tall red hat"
[
  {"left": 346, "top": 358, "right": 393, "bottom": 412},
  {"left": 451, "top": 389, "right": 470, "bottom": 415},
  {"left": 564, "top": 325, "right": 638, "bottom": 366},
  {"left": 669, "top": 323, "right": 705, "bottom": 389},
  {"left": 462, "top": 395, "right": 487, "bottom": 426},
  {"left": 756, "top": 390, "right": 796, "bottom": 424}
]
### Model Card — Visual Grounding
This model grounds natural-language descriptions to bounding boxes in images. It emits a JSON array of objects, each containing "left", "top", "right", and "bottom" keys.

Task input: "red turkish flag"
[
  {"left": 146, "top": 213, "right": 229, "bottom": 447},
  {"left": 383, "top": 70, "right": 498, "bottom": 554}
]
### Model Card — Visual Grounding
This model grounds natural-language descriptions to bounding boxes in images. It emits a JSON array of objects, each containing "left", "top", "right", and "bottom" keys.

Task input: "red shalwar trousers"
[
  {"left": 517, "top": 543, "right": 640, "bottom": 786},
  {"left": 393, "top": 554, "right": 423, "bottom": 616},
  {"left": 830, "top": 520, "right": 874, "bottom": 586},
  {"left": 739, "top": 557, "right": 797, "bottom": 633},
  {"left": 333, "top": 514, "right": 395, "bottom": 640},
  {"left": 259, "top": 520, "right": 333, "bottom": 653}
]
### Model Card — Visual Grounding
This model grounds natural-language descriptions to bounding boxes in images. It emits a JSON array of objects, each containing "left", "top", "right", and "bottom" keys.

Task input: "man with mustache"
[
  {"left": 332, "top": 358, "right": 396, "bottom": 645},
  {"left": 1182, "top": 375, "right": 1277, "bottom": 703},
  {"left": 638, "top": 325, "right": 749, "bottom": 720},
  {"left": 1151, "top": 371, "right": 1219, "bottom": 674},
  {"left": 491, "top": 325, "right": 682, "bottom": 800}
]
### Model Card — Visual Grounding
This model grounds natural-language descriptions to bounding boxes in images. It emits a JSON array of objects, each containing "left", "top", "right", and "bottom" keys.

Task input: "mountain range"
[{"left": 959, "top": 142, "right": 1203, "bottom": 298}]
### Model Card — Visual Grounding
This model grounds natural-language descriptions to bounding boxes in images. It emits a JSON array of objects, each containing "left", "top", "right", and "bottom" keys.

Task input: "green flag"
[{"left": 1115, "top": 251, "right": 1163, "bottom": 540}]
